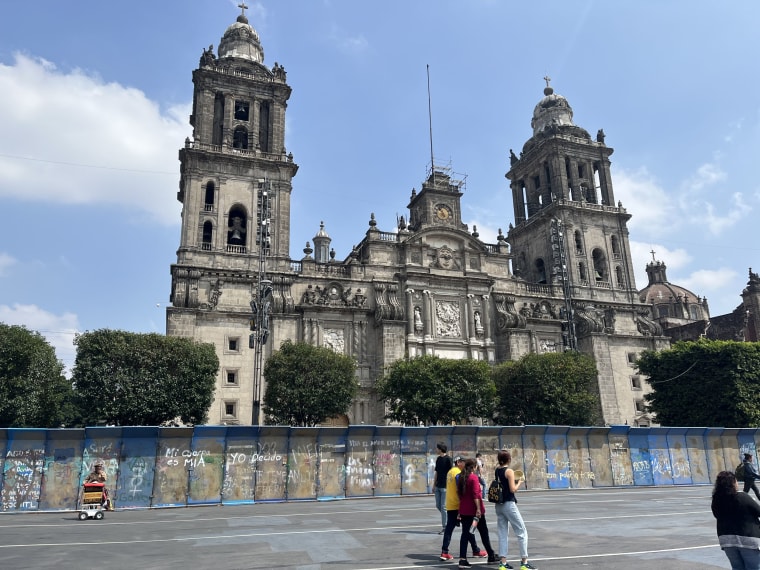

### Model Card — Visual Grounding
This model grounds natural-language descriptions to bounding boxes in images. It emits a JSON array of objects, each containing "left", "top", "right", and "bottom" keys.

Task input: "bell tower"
[
  {"left": 167, "top": 5, "right": 298, "bottom": 425},
  {"left": 506, "top": 79, "right": 637, "bottom": 305}
]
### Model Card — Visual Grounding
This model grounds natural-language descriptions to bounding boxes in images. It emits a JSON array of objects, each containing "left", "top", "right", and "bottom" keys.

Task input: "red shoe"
[
  {"left": 473, "top": 550, "right": 488, "bottom": 558},
  {"left": 440, "top": 552, "right": 454, "bottom": 561}
]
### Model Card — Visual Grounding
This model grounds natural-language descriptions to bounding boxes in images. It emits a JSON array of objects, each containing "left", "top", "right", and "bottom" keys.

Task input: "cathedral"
[{"left": 166, "top": 9, "right": 757, "bottom": 428}]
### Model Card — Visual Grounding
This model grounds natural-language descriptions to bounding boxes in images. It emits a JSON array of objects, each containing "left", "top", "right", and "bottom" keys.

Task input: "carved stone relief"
[
  {"left": 436, "top": 300, "right": 461, "bottom": 338},
  {"left": 323, "top": 328, "right": 345, "bottom": 353}
]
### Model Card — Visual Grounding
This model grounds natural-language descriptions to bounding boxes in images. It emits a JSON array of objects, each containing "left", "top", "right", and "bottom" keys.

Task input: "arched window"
[
  {"left": 615, "top": 266, "right": 624, "bottom": 288},
  {"left": 689, "top": 306, "right": 700, "bottom": 320},
  {"left": 232, "top": 126, "right": 248, "bottom": 150},
  {"left": 535, "top": 258, "right": 547, "bottom": 284},
  {"left": 227, "top": 206, "right": 247, "bottom": 250},
  {"left": 658, "top": 305, "right": 670, "bottom": 318},
  {"left": 592, "top": 248, "right": 607, "bottom": 282},
  {"left": 204, "top": 181, "right": 215, "bottom": 211},
  {"left": 202, "top": 221, "right": 213, "bottom": 250},
  {"left": 574, "top": 230, "right": 583, "bottom": 255},
  {"left": 611, "top": 235, "right": 620, "bottom": 258}
]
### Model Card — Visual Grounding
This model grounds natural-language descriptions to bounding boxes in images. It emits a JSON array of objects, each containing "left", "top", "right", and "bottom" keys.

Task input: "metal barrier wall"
[{"left": 2, "top": 425, "right": 758, "bottom": 512}]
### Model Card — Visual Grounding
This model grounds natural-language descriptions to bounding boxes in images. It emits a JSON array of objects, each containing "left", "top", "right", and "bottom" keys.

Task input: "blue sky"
[{"left": 1, "top": 0, "right": 758, "bottom": 372}]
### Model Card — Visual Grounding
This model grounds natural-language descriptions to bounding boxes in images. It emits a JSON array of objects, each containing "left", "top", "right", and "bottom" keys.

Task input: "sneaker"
[
  {"left": 520, "top": 563, "right": 538, "bottom": 570},
  {"left": 440, "top": 552, "right": 454, "bottom": 561},
  {"left": 473, "top": 549, "right": 488, "bottom": 558},
  {"left": 459, "top": 560, "right": 472, "bottom": 569},
  {"left": 499, "top": 563, "right": 514, "bottom": 570}
]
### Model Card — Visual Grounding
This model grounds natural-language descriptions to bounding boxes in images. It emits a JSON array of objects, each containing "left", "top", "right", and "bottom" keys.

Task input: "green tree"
[
  {"left": 0, "top": 323, "right": 76, "bottom": 427},
  {"left": 640, "top": 339, "right": 760, "bottom": 427},
  {"left": 263, "top": 340, "right": 358, "bottom": 426},
  {"left": 376, "top": 356, "right": 495, "bottom": 426},
  {"left": 493, "top": 351, "right": 601, "bottom": 426},
  {"left": 72, "top": 329, "right": 218, "bottom": 426}
]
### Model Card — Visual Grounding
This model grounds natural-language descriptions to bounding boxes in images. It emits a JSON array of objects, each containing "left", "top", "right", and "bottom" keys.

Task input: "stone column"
[
  {"left": 568, "top": 159, "right": 580, "bottom": 201},
  {"left": 423, "top": 290, "right": 434, "bottom": 340},
  {"left": 405, "top": 288, "right": 416, "bottom": 336},
  {"left": 466, "top": 294, "right": 476, "bottom": 341},
  {"left": 511, "top": 181, "right": 526, "bottom": 224},
  {"left": 481, "top": 295, "right": 492, "bottom": 341}
]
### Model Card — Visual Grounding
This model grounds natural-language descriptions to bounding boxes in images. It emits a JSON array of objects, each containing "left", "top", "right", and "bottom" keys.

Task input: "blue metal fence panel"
[
  {"left": 40, "top": 429, "right": 84, "bottom": 510},
  {"left": 222, "top": 426, "right": 258, "bottom": 504},
  {"left": 2, "top": 429, "right": 47, "bottom": 510},
  {"left": 544, "top": 426, "right": 570, "bottom": 489},
  {"left": 665, "top": 428, "right": 692, "bottom": 485},
  {"left": 115, "top": 427, "right": 158, "bottom": 509}
]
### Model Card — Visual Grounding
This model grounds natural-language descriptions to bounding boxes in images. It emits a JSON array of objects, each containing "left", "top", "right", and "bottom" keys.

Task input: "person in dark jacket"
[
  {"left": 434, "top": 443, "right": 453, "bottom": 532},
  {"left": 744, "top": 453, "right": 760, "bottom": 501},
  {"left": 712, "top": 470, "right": 760, "bottom": 569}
]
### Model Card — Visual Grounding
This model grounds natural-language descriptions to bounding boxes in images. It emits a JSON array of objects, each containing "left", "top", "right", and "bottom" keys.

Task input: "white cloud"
[
  {"left": 677, "top": 161, "right": 751, "bottom": 235},
  {"left": 0, "top": 303, "right": 79, "bottom": 375},
  {"left": 612, "top": 167, "right": 674, "bottom": 238},
  {"left": 0, "top": 252, "right": 17, "bottom": 276},
  {"left": 683, "top": 162, "right": 726, "bottom": 193},
  {"left": 680, "top": 268, "right": 738, "bottom": 294},
  {"left": 0, "top": 54, "right": 190, "bottom": 225},
  {"left": 701, "top": 192, "right": 752, "bottom": 235},
  {"left": 328, "top": 24, "right": 369, "bottom": 54}
]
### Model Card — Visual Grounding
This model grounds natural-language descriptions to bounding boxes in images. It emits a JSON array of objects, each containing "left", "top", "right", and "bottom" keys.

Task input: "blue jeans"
[
  {"left": 434, "top": 487, "right": 446, "bottom": 528},
  {"left": 495, "top": 500, "right": 528, "bottom": 559},
  {"left": 724, "top": 546, "right": 760, "bottom": 570}
]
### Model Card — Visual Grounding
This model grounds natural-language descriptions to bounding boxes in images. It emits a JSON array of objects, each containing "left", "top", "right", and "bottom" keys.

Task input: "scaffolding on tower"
[{"left": 250, "top": 179, "right": 273, "bottom": 425}]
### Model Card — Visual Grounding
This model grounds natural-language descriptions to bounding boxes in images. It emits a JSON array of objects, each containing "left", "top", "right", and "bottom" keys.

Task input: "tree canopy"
[
  {"left": 0, "top": 323, "right": 76, "bottom": 428},
  {"left": 639, "top": 339, "right": 760, "bottom": 427},
  {"left": 263, "top": 340, "right": 358, "bottom": 426},
  {"left": 493, "top": 351, "right": 601, "bottom": 426},
  {"left": 72, "top": 329, "right": 218, "bottom": 426},
  {"left": 375, "top": 356, "right": 495, "bottom": 426}
]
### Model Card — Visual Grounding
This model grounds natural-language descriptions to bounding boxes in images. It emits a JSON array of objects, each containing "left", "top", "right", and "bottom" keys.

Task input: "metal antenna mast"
[
  {"left": 251, "top": 179, "right": 273, "bottom": 425},
  {"left": 427, "top": 64, "right": 435, "bottom": 181}
]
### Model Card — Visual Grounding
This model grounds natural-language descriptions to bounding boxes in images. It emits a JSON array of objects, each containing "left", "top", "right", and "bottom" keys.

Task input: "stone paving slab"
[{"left": 0, "top": 486, "right": 730, "bottom": 569}]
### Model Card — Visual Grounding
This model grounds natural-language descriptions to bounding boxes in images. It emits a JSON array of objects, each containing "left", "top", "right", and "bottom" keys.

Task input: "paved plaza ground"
[{"left": 0, "top": 485, "right": 731, "bottom": 569}]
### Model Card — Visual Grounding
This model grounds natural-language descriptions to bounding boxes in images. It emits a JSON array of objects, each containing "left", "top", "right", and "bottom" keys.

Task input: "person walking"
[
  {"left": 456, "top": 458, "right": 496, "bottom": 568},
  {"left": 439, "top": 456, "right": 487, "bottom": 562},
  {"left": 493, "top": 450, "right": 537, "bottom": 570},
  {"left": 743, "top": 453, "right": 760, "bottom": 501},
  {"left": 712, "top": 470, "right": 760, "bottom": 569},
  {"left": 434, "top": 443, "right": 453, "bottom": 533}
]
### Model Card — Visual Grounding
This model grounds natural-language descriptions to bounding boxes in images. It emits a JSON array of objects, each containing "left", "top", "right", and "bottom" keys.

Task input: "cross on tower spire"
[
  {"left": 543, "top": 75, "right": 551, "bottom": 88},
  {"left": 238, "top": 2, "right": 248, "bottom": 17},
  {"left": 650, "top": 249, "right": 657, "bottom": 262}
]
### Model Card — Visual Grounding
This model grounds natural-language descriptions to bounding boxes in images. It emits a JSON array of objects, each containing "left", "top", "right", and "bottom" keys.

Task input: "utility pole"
[
  {"left": 251, "top": 179, "right": 273, "bottom": 425},
  {"left": 551, "top": 218, "right": 577, "bottom": 351}
]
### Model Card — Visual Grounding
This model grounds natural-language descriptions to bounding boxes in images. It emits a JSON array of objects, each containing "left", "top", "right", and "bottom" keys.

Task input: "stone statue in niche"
[
  {"left": 413, "top": 306, "right": 424, "bottom": 334},
  {"left": 474, "top": 310, "right": 484, "bottom": 335}
]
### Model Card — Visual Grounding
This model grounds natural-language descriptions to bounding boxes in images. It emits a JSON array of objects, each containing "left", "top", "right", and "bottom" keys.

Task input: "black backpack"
[{"left": 736, "top": 463, "right": 746, "bottom": 482}]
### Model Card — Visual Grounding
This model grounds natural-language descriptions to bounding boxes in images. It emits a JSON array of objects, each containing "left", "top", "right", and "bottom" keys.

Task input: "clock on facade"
[{"left": 435, "top": 204, "right": 452, "bottom": 220}]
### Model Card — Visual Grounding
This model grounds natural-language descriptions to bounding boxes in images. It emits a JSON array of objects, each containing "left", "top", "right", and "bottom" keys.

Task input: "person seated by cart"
[{"left": 84, "top": 463, "right": 112, "bottom": 509}]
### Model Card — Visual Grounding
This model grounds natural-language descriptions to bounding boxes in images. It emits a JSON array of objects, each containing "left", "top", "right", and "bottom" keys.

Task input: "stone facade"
[{"left": 167, "top": 12, "right": 669, "bottom": 427}]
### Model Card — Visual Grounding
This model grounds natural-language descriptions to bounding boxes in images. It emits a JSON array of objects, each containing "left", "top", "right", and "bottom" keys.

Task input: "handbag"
[{"left": 487, "top": 467, "right": 505, "bottom": 503}]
